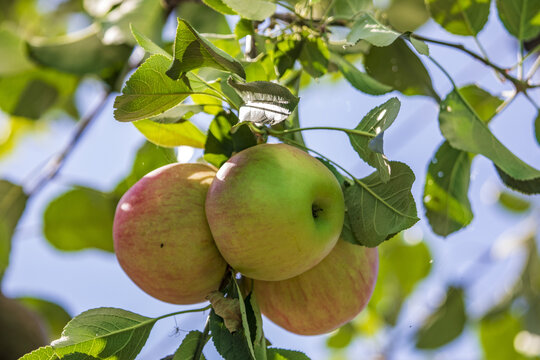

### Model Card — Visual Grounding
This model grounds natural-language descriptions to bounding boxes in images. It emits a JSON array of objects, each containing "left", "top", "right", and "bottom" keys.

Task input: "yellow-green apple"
[
  {"left": 248, "top": 239, "right": 378, "bottom": 335},
  {"left": 113, "top": 163, "right": 227, "bottom": 304},
  {"left": 205, "top": 143, "right": 345, "bottom": 281},
  {"left": 0, "top": 294, "right": 48, "bottom": 358}
]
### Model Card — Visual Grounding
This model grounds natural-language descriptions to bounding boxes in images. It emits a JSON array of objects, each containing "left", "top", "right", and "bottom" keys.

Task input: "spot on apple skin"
[{"left": 160, "top": 243, "right": 164, "bottom": 248}]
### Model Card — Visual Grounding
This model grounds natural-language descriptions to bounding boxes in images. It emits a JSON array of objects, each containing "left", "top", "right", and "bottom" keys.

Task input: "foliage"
[{"left": 1, "top": 0, "right": 539, "bottom": 359}]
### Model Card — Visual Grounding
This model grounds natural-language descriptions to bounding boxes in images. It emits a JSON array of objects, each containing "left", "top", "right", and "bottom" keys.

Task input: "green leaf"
[
  {"left": 19, "top": 346, "right": 59, "bottom": 360},
  {"left": 220, "top": 0, "right": 276, "bottom": 20},
  {"left": 147, "top": 103, "right": 207, "bottom": 124},
  {"left": 439, "top": 90, "right": 540, "bottom": 194},
  {"left": 273, "top": 36, "right": 303, "bottom": 79},
  {"left": 330, "top": 53, "right": 392, "bottom": 95},
  {"left": 172, "top": 330, "right": 208, "bottom": 360},
  {"left": 347, "top": 13, "right": 401, "bottom": 47},
  {"left": 27, "top": 24, "right": 132, "bottom": 75},
  {"left": 426, "top": 0, "right": 490, "bottom": 36},
  {"left": 114, "top": 54, "right": 193, "bottom": 122},
  {"left": 235, "top": 19, "right": 255, "bottom": 40},
  {"left": 17, "top": 297, "right": 71, "bottom": 341},
  {"left": 113, "top": 141, "right": 176, "bottom": 197},
  {"left": 408, "top": 34, "right": 430, "bottom": 55},
  {"left": 457, "top": 84, "right": 503, "bottom": 123},
  {"left": 166, "top": 19, "right": 245, "bottom": 80},
  {"left": 332, "top": 0, "right": 372, "bottom": 19},
  {"left": 130, "top": 24, "right": 172, "bottom": 59},
  {"left": 364, "top": 38, "right": 439, "bottom": 99},
  {"left": 415, "top": 287, "right": 466, "bottom": 349},
  {"left": 369, "top": 235, "right": 431, "bottom": 325},
  {"left": 266, "top": 348, "right": 310, "bottom": 360},
  {"left": 43, "top": 187, "right": 116, "bottom": 252},
  {"left": 133, "top": 119, "right": 206, "bottom": 148},
  {"left": 51, "top": 307, "right": 156, "bottom": 359},
  {"left": 206, "top": 291, "right": 242, "bottom": 332},
  {"left": 326, "top": 323, "right": 355, "bottom": 349},
  {"left": 202, "top": 0, "right": 237, "bottom": 15},
  {"left": 423, "top": 142, "right": 473, "bottom": 236},
  {"left": 176, "top": 2, "right": 232, "bottom": 34},
  {"left": 83, "top": 0, "right": 122, "bottom": 17},
  {"left": 480, "top": 311, "right": 526, "bottom": 360},
  {"left": 497, "top": 191, "right": 531, "bottom": 213},
  {"left": 244, "top": 292, "right": 266, "bottom": 360},
  {"left": 0, "top": 180, "right": 27, "bottom": 283},
  {"left": 234, "top": 281, "right": 257, "bottom": 360},
  {"left": 348, "top": 98, "right": 401, "bottom": 182},
  {"left": 0, "top": 26, "right": 34, "bottom": 75},
  {"left": 227, "top": 78, "right": 300, "bottom": 125},
  {"left": 496, "top": 0, "right": 540, "bottom": 41},
  {"left": 343, "top": 161, "right": 419, "bottom": 247},
  {"left": 204, "top": 111, "right": 257, "bottom": 167},
  {"left": 100, "top": 0, "right": 164, "bottom": 46},
  {"left": 299, "top": 36, "right": 330, "bottom": 78},
  {"left": 209, "top": 309, "right": 253, "bottom": 360}
]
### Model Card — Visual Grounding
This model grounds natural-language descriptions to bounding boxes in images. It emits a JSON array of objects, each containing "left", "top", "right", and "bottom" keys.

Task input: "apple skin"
[
  {"left": 249, "top": 239, "right": 378, "bottom": 336},
  {"left": 205, "top": 143, "right": 345, "bottom": 281},
  {"left": 113, "top": 163, "right": 227, "bottom": 304}
]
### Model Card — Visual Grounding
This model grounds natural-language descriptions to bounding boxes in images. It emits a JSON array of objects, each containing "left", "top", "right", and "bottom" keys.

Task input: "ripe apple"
[
  {"left": 248, "top": 239, "right": 378, "bottom": 335},
  {"left": 0, "top": 294, "right": 48, "bottom": 358},
  {"left": 205, "top": 143, "right": 345, "bottom": 281},
  {"left": 113, "top": 163, "right": 227, "bottom": 304}
]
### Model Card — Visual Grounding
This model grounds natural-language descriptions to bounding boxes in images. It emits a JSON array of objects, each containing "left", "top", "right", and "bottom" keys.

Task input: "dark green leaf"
[
  {"left": 244, "top": 292, "right": 266, "bottom": 360},
  {"left": 496, "top": 0, "right": 540, "bottom": 41},
  {"left": 172, "top": 330, "right": 208, "bottom": 360},
  {"left": 408, "top": 34, "right": 430, "bottom": 55},
  {"left": 426, "top": 0, "right": 490, "bottom": 36},
  {"left": 369, "top": 235, "right": 431, "bottom": 325},
  {"left": 204, "top": 111, "right": 257, "bottom": 167},
  {"left": 344, "top": 161, "right": 419, "bottom": 247},
  {"left": 235, "top": 19, "right": 254, "bottom": 40},
  {"left": 233, "top": 281, "right": 257, "bottom": 360},
  {"left": 497, "top": 191, "right": 531, "bottom": 213},
  {"left": 130, "top": 24, "right": 172, "bottom": 59},
  {"left": 114, "top": 54, "right": 193, "bottom": 122},
  {"left": 19, "top": 346, "right": 59, "bottom": 360},
  {"left": 210, "top": 310, "right": 252, "bottom": 360},
  {"left": 299, "top": 36, "right": 329, "bottom": 78},
  {"left": 12, "top": 79, "right": 58, "bottom": 120},
  {"left": 0, "top": 180, "right": 27, "bottom": 282},
  {"left": 439, "top": 90, "right": 540, "bottom": 194},
  {"left": 480, "top": 311, "right": 526, "bottom": 360},
  {"left": 273, "top": 36, "right": 303, "bottom": 79},
  {"left": 364, "top": 39, "right": 439, "bottom": 99},
  {"left": 416, "top": 287, "right": 466, "bottom": 349},
  {"left": 133, "top": 119, "right": 206, "bottom": 148},
  {"left": 113, "top": 141, "right": 176, "bottom": 197},
  {"left": 51, "top": 308, "right": 156, "bottom": 359},
  {"left": 326, "top": 323, "right": 355, "bottom": 349},
  {"left": 347, "top": 13, "right": 401, "bottom": 47},
  {"left": 43, "top": 187, "right": 115, "bottom": 252},
  {"left": 332, "top": 0, "right": 372, "bottom": 19},
  {"left": 348, "top": 98, "right": 401, "bottom": 182},
  {"left": 202, "top": 0, "right": 237, "bottom": 15},
  {"left": 330, "top": 53, "right": 392, "bottom": 95},
  {"left": 27, "top": 25, "right": 131, "bottom": 75},
  {"left": 424, "top": 142, "right": 473, "bottom": 236},
  {"left": 17, "top": 297, "right": 71, "bottom": 341},
  {"left": 227, "top": 78, "right": 300, "bottom": 125},
  {"left": 166, "top": 19, "right": 245, "bottom": 80},
  {"left": 266, "top": 348, "right": 310, "bottom": 360},
  {"left": 220, "top": 0, "right": 276, "bottom": 20}
]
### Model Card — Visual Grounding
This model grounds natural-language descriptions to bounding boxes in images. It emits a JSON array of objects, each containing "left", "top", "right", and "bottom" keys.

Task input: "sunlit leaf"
[
  {"left": 497, "top": 191, "right": 531, "bottom": 213},
  {"left": 133, "top": 119, "right": 206, "bottom": 148},
  {"left": 172, "top": 331, "right": 208, "bottom": 360},
  {"left": 202, "top": 0, "right": 237, "bottom": 15},
  {"left": 299, "top": 36, "right": 329, "bottom": 78},
  {"left": 426, "top": 0, "right": 490, "bottom": 36},
  {"left": 267, "top": 348, "right": 310, "bottom": 360},
  {"left": 332, "top": 0, "right": 372, "bottom": 19},
  {"left": 480, "top": 310, "right": 526, "bottom": 360},
  {"left": 19, "top": 346, "right": 59, "bottom": 360},
  {"left": 348, "top": 98, "right": 401, "bottom": 182},
  {"left": 0, "top": 26, "right": 34, "bottom": 75},
  {"left": 220, "top": 0, "right": 276, "bottom": 20},
  {"left": 130, "top": 24, "right": 172, "bottom": 59},
  {"left": 326, "top": 323, "right": 355, "bottom": 349},
  {"left": 330, "top": 53, "right": 392, "bottom": 95},
  {"left": 347, "top": 13, "right": 401, "bottom": 47},
  {"left": 17, "top": 297, "right": 71, "bottom": 341}
]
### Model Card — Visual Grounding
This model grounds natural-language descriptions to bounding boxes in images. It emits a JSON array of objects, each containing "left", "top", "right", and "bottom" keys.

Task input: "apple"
[
  {"left": 0, "top": 294, "right": 48, "bottom": 358},
  {"left": 113, "top": 163, "right": 228, "bottom": 304},
  {"left": 205, "top": 143, "right": 345, "bottom": 281},
  {"left": 247, "top": 239, "right": 378, "bottom": 335}
]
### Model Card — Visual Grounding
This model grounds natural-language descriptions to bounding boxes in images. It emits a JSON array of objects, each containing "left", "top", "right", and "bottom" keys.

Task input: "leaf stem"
[
  {"left": 190, "top": 72, "right": 239, "bottom": 110},
  {"left": 267, "top": 126, "right": 375, "bottom": 138},
  {"left": 155, "top": 305, "right": 212, "bottom": 322}
]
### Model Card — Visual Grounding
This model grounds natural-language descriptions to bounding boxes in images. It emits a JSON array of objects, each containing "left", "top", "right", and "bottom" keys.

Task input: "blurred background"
[{"left": 1, "top": 0, "right": 539, "bottom": 359}]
